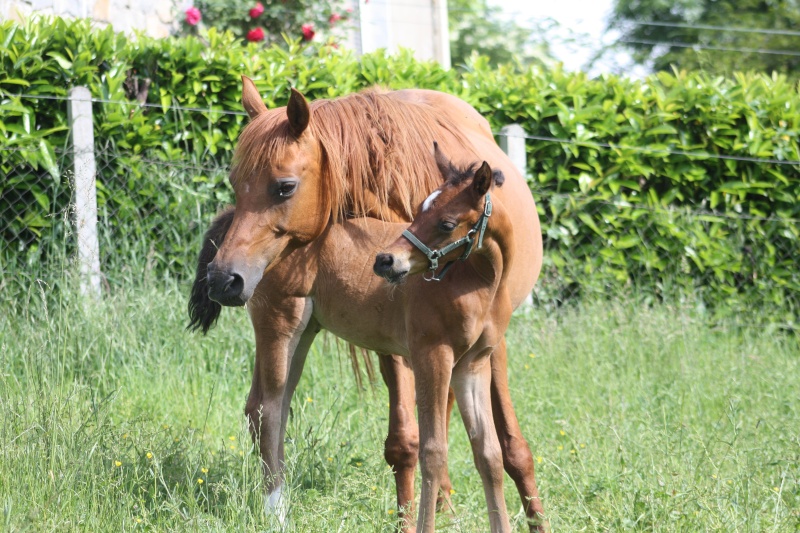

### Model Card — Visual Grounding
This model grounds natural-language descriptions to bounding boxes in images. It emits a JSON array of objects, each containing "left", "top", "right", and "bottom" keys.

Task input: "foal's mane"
[{"left": 231, "top": 89, "right": 474, "bottom": 222}]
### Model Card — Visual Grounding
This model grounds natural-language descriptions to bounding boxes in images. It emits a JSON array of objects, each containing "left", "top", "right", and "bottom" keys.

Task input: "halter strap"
[{"left": 402, "top": 193, "right": 492, "bottom": 282}]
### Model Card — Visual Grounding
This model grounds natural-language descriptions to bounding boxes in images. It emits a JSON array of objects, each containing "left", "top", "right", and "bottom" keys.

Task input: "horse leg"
[
  {"left": 438, "top": 387, "right": 456, "bottom": 510},
  {"left": 244, "top": 295, "right": 315, "bottom": 521},
  {"left": 453, "top": 352, "right": 510, "bottom": 533},
  {"left": 378, "top": 354, "right": 418, "bottom": 531},
  {"left": 411, "top": 345, "right": 453, "bottom": 533},
  {"left": 490, "top": 338, "right": 547, "bottom": 531}
]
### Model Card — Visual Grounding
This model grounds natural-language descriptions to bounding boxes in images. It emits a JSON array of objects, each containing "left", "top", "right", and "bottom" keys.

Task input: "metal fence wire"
[{"left": 1, "top": 95, "right": 798, "bottom": 321}]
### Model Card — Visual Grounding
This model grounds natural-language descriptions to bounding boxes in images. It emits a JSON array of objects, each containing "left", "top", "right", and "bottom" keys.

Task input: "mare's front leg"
[
  {"left": 491, "top": 338, "right": 547, "bottom": 531},
  {"left": 244, "top": 293, "right": 316, "bottom": 520},
  {"left": 410, "top": 344, "right": 454, "bottom": 533},
  {"left": 453, "top": 351, "right": 510, "bottom": 533}
]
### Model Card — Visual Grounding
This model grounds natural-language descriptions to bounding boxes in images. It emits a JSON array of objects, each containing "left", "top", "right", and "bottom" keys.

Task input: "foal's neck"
[{"left": 465, "top": 203, "right": 514, "bottom": 289}]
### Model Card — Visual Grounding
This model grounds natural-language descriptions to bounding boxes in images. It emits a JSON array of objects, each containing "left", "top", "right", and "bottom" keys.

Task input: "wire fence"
[{"left": 1, "top": 95, "right": 798, "bottom": 326}]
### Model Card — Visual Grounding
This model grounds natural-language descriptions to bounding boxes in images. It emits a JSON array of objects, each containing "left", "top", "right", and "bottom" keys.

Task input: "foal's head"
[{"left": 374, "top": 144, "right": 505, "bottom": 284}]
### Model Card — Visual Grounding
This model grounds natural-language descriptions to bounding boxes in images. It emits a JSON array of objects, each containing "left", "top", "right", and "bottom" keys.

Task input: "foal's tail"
[{"left": 187, "top": 207, "right": 235, "bottom": 334}]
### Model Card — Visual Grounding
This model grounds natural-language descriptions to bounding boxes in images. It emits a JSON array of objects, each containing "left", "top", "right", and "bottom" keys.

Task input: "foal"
[{"left": 374, "top": 146, "right": 519, "bottom": 532}]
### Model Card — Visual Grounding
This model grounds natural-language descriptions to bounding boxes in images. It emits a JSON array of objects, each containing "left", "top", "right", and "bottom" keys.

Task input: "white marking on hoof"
[
  {"left": 422, "top": 190, "right": 441, "bottom": 212},
  {"left": 265, "top": 484, "right": 288, "bottom": 525}
]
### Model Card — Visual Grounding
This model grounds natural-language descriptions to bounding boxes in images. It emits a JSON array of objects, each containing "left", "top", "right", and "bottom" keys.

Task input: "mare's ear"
[
  {"left": 432, "top": 141, "right": 453, "bottom": 181},
  {"left": 472, "top": 161, "right": 493, "bottom": 196},
  {"left": 241, "top": 76, "right": 267, "bottom": 119},
  {"left": 287, "top": 88, "right": 311, "bottom": 136}
]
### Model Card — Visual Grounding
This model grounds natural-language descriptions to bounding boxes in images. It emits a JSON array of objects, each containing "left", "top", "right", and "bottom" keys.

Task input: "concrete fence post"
[
  {"left": 68, "top": 86, "right": 102, "bottom": 298},
  {"left": 498, "top": 123, "right": 527, "bottom": 177}
]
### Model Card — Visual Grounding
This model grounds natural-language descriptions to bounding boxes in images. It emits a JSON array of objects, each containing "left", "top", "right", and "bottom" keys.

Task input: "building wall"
[
  {"left": 0, "top": 0, "right": 180, "bottom": 37},
  {"left": 357, "top": 0, "right": 450, "bottom": 68}
]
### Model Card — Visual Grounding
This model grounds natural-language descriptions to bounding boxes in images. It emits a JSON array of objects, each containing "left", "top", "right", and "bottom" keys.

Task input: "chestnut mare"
[
  {"left": 373, "top": 147, "right": 518, "bottom": 531},
  {"left": 189, "top": 77, "right": 545, "bottom": 529}
]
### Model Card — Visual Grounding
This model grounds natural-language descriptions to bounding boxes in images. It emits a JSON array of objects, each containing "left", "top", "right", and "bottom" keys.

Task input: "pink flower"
[
  {"left": 301, "top": 23, "right": 315, "bottom": 41},
  {"left": 249, "top": 2, "right": 264, "bottom": 19},
  {"left": 185, "top": 6, "right": 201, "bottom": 26},
  {"left": 329, "top": 13, "right": 341, "bottom": 25},
  {"left": 247, "top": 27, "right": 265, "bottom": 42}
]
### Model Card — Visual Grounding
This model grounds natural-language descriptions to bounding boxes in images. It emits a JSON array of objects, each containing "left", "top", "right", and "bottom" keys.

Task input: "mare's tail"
[{"left": 187, "top": 207, "right": 235, "bottom": 334}]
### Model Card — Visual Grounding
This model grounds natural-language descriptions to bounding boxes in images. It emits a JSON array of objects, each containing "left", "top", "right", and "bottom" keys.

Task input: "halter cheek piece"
[{"left": 401, "top": 193, "right": 492, "bottom": 282}]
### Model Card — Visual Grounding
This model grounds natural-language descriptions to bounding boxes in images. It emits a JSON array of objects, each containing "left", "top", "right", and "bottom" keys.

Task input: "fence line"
[
  {"left": 2, "top": 89, "right": 797, "bottom": 327},
  {"left": 6, "top": 92, "right": 248, "bottom": 116},
  {"left": 7, "top": 91, "right": 799, "bottom": 166}
]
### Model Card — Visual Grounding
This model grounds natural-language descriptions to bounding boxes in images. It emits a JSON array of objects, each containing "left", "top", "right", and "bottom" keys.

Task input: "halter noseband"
[{"left": 401, "top": 193, "right": 492, "bottom": 282}]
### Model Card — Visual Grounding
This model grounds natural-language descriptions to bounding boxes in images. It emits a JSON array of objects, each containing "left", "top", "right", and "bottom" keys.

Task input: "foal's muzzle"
[
  {"left": 373, "top": 253, "right": 409, "bottom": 284},
  {"left": 207, "top": 264, "right": 247, "bottom": 307}
]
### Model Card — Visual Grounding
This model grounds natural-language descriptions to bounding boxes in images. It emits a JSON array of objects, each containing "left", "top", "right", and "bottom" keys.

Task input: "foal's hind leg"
[
  {"left": 244, "top": 293, "right": 316, "bottom": 521},
  {"left": 490, "top": 338, "right": 547, "bottom": 531}
]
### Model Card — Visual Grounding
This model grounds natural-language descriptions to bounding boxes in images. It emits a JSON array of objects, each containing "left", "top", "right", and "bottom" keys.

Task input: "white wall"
[{"left": 358, "top": 0, "right": 450, "bottom": 68}]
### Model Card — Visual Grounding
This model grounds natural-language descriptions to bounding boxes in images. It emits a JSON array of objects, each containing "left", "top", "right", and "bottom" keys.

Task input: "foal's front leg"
[
  {"left": 244, "top": 293, "right": 316, "bottom": 520},
  {"left": 453, "top": 352, "right": 510, "bottom": 533},
  {"left": 411, "top": 344, "right": 454, "bottom": 533},
  {"left": 379, "top": 354, "right": 456, "bottom": 531}
]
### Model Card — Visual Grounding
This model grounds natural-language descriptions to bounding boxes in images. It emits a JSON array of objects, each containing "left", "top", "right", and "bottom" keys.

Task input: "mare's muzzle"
[{"left": 207, "top": 263, "right": 248, "bottom": 306}]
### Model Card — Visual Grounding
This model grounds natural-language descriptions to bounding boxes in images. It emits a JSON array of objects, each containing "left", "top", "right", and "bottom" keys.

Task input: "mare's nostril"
[
  {"left": 207, "top": 266, "right": 246, "bottom": 305},
  {"left": 227, "top": 273, "right": 244, "bottom": 296}
]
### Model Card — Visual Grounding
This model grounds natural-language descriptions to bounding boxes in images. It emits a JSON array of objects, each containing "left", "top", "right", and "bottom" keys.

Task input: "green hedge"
[{"left": 1, "top": 17, "right": 798, "bottom": 317}]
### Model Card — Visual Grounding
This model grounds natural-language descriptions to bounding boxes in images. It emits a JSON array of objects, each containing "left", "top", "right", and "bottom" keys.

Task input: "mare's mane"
[{"left": 231, "top": 89, "right": 474, "bottom": 222}]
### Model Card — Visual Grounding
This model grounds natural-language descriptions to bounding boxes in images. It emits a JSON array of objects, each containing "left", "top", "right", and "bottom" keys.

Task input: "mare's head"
[
  {"left": 374, "top": 143, "right": 505, "bottom": 284},
  {"left": 207, "top": 77, "right": 330, "bottom": 306}
]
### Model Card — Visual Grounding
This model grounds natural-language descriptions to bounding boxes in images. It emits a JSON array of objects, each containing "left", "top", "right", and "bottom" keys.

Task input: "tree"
[
  {"left": 448, "top": 0, "right": 555, "bottom": 68},
  {"left": 607, "top": 0, "right": 800, "bottom": 77}
]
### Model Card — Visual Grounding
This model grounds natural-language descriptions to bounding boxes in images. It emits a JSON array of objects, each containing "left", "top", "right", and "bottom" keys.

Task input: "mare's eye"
[
  {"left": 274, "top": 180, "right": 298, "bottom": 198},
  {"left": 439, "top": 220, "right": 456, "bottom": 232}
]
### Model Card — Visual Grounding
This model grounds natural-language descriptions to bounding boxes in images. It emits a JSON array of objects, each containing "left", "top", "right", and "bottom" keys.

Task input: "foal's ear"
[
  {"left": 472, "top": 161, "right": 493, "bottom": 195},
  {"left": 241, "top": 76, "right": 267, "bottom": 119},
  {"left": 433, "top": 141, "right": 453, "bottom": 181},
  {"left": 287, "top": 88, "right": 311, "bottom": 137}
]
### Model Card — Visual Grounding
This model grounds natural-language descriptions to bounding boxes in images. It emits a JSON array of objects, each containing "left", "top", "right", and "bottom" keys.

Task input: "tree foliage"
[
  {"left": 608, "top": 0, "right": 800, "bottom": 77},
  {"left": 447, "top": 0, "right": 554, "bottom": 68}
]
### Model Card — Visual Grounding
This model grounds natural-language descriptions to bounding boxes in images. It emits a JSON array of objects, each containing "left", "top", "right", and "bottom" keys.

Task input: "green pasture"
[{"left": 0, "top": 273, "right": 798, "bottom": 531}]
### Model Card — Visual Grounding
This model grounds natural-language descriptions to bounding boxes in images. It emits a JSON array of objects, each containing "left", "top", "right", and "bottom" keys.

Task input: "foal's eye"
[
  {"left": 273, "top": 180, "right": 298, "bottom": 198},
  {"left": 439, "top": 220, "right": 456, "bottom": 232}
]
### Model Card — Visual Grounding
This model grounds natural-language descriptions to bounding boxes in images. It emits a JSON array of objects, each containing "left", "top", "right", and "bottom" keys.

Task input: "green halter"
[{"left": 401, "top": 193, "right": 492, "bottom": 282}]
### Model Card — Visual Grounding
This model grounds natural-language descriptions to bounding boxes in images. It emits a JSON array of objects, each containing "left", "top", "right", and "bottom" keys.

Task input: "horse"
[
  {"left": 190, "top": 77, "right": 545, "bottom": 529},
  {"left": 373, "top": 146, "right": 517, "bottom": 531}
]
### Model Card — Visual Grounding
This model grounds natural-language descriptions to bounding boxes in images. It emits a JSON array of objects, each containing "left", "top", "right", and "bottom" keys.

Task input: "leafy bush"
[
  {"left": 1, "top": 17, "right": 798, "bottom": 318},
  {"left": 179, "top": 0, "right": 353, "bottom": 47}
]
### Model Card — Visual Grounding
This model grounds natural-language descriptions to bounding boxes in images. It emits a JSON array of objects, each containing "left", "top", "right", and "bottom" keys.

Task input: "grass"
[{"left": 0, "top": 273, "right": 798, "bottom": 532}]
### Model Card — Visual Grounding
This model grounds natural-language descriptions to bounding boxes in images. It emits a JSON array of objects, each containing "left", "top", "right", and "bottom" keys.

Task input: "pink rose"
[
  {"left": 329, "top": 13, "right": 341, "bottom": 25},
  {"left": 185, "top": 6, "right": 201, "bottom": 26},
  {"left": 247, "top": 27, "right": 265, "bottom": 42},
  {"left": 301, "top": 23, "right": 315, "bottom": 41},
  {"left": 249, "top": 2, "right": 264, "bottom": 19}
]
